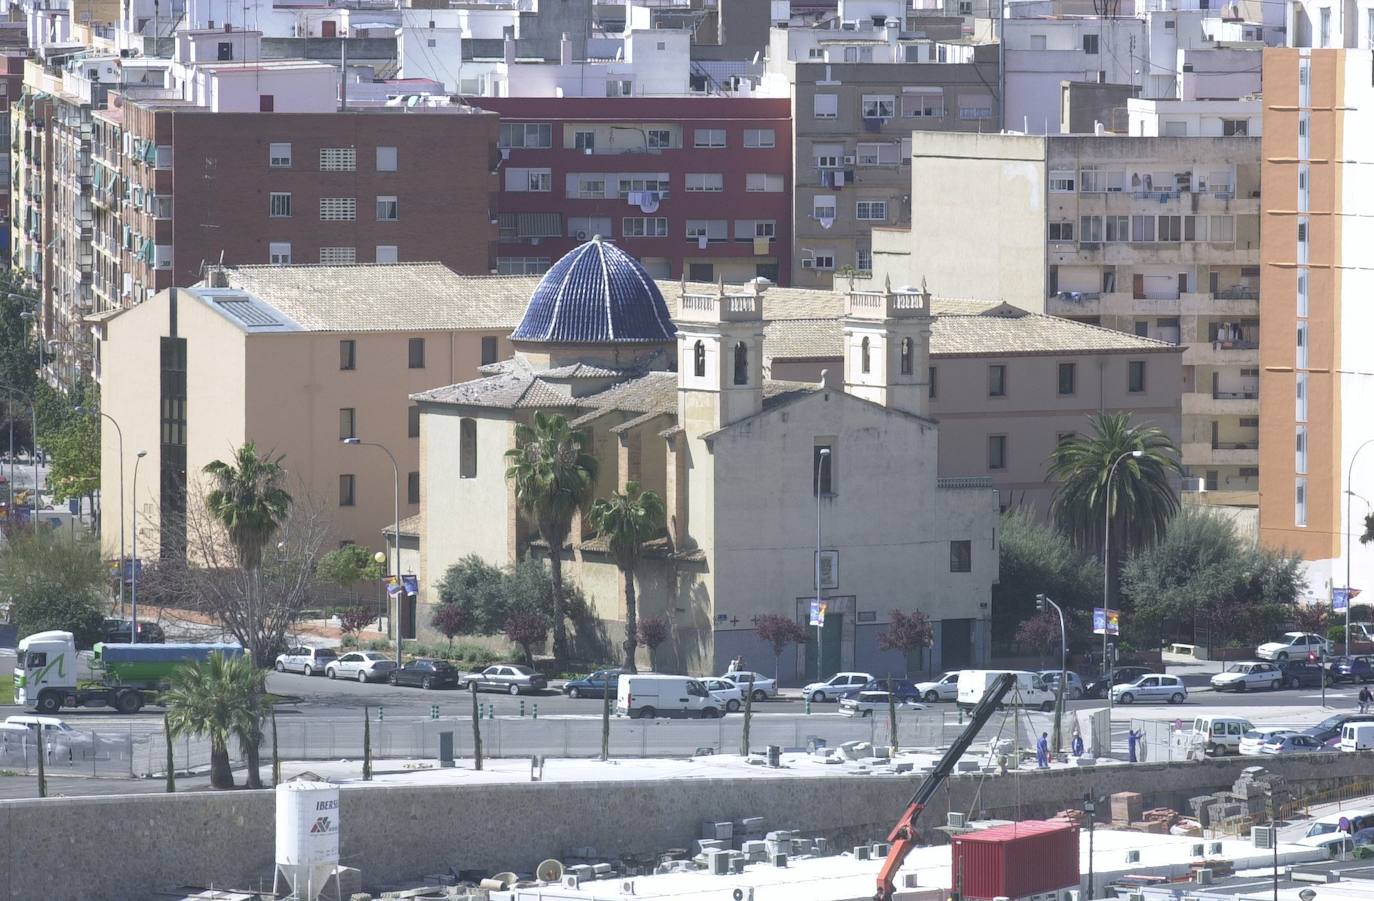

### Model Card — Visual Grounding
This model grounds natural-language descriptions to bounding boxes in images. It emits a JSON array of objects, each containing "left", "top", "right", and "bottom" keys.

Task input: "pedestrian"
[
  {"left": 1359, "top": 686, "right": 1371, "bottom": 714},
  {"left": 1036, "top": 731, "right": 1050, "bottom": 769},
  {"left": 1071, "top": 730, "right": 1084, "bottom": 758},
  {"left": 1128, "top": 728, "right": 1140, "bottom": 763}
]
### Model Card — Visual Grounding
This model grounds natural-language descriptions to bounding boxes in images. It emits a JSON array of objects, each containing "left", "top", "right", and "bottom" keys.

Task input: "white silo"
[{"left": 275, "top": 780, "right": 340, "bottom": 901}]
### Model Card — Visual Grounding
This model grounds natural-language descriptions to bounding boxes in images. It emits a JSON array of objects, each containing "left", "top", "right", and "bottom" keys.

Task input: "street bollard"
[
  {"left": 533, "top": 703, "right": 539, "bottom": 719},
  {"left": 520, "top": 699, "right": 526, "bottom": 718},
  {"left": 805, "top": 698, "right": 811, "bottom": 715}
]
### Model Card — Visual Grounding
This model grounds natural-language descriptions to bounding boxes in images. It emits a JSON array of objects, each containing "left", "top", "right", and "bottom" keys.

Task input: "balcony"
[
  {"left": 1183, "top": 340, "right": 1259, "bottom": 366},
  {"left": 1183, "top": 391, "right": 1259, "bottom": 416},
  {"left": 1183, "top": 442, "right": 1259, "bottom": 466},
  {"left": 1179, "top": 290, "right": 1259, "bottom": 316}
]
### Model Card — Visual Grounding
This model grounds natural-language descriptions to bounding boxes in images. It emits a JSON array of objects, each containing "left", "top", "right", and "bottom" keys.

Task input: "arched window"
[
  {"left": 733, "top": 341, "right": 749, "bottom": 385},
  {"left": 900, "top": 337, "right": 913, "bottom": 375},
  {"left": 693, "top": 340, "right": 706, "bottom": 378},
  {"left": 860, "top": 337, "right": 871, "bottom": 374}
]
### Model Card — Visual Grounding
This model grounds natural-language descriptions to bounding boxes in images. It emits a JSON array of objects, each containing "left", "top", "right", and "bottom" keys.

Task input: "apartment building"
[
  {"left": 1258, "top": 48, "right": 1374, "bottom": 603},
  {"left": 471, "top": 96, "right": 792, "bottom": 283},
  {"left": 760, "top": 1, "right": 1001, "bottom": 287},
  {"left": 0, "top": 53, "right": 26, "bottom": 265},
  {"left": 886, "top": 132, "right": 1260, "bottom": 505}
]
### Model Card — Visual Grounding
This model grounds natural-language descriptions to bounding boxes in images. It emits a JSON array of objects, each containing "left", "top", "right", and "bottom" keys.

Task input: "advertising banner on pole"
[{"left": 1092, "top": 608, "right": 1120, "bottom": 636}]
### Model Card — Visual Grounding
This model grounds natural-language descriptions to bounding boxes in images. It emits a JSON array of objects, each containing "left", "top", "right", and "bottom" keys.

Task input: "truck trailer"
[{"left": 14, "top": 630, "right": 244, "bottom": 714}]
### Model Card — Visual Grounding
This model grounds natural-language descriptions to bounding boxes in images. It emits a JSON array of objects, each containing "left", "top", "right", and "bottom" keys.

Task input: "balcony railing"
[
  {"left": 1213, "top": 390, "right": 1258, "bottom": 400},
  {"left": 937, "top": 476, "right": 993, "bottom": 490},
  {"left": 1214, "top": 287, "right": 1258, "bottom": 300}
]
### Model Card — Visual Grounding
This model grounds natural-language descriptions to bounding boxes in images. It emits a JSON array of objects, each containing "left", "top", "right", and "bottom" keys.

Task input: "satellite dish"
[
  {"left": 536, "top": 860, "right": 564, "bottom": 883},
  {"left": 493, "top": 872, "right": 519, "bottom": 889}
]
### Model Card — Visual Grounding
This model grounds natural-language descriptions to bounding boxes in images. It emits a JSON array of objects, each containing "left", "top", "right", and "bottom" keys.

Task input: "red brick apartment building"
[{"left": 471, "top": 97, "right": 793, "bottom": 284}]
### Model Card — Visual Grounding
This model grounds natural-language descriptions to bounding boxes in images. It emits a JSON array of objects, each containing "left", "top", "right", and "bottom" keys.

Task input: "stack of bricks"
[
  {"left": 1111, "top": 792, "right": 1144, "bottom": 825},
  {"left": 1052, "top": 809, "right": 1088, "bottom": 828},
  {"left": 1142, "top": 808, "right": 1179, "bottom": 829}
]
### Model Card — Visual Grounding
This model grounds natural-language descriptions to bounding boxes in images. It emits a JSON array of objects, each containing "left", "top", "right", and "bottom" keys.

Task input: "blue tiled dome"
[{"left": 511, "top": 237, "right": 677, "bottom": 344}]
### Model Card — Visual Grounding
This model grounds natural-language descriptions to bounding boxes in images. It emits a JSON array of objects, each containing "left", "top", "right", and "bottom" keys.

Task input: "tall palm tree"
[
  {"left": 504, "top": 411, "right": 599, "bottom": 667},
  {"left": 163, "top": 653, "right": 262, "bottom": 790},
  {"left": 1048, "top": 411, "right": 1183, "bottom": 606},
  {"left": 203, "top": 442, "right": 292, "bottom": 665},
  {"left": 588, "top": 481, "right": 666, "bottom": 673}
]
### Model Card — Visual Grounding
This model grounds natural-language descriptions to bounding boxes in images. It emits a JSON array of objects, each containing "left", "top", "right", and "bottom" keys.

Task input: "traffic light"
[{"left": 1035, "top": 594, "right": 1047, "bottom": 613}]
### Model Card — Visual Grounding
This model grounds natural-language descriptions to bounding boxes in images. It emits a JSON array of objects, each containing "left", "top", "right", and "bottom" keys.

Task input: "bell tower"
[
  {"left": 842, "top": 276, "right": 933, "bottom": 418},
  {"left": 676, "top": 278, "right": 767, "bottom": 432}
]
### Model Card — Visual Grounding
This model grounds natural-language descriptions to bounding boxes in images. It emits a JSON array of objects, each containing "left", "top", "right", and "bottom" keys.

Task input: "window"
[
  {"left": 1297, "top": 322, "right": 1308, "bottom": 369},
  {"left": 218, "top": 41, "right": 233, "bottom": 60},
  {"left": 259, "top": 94, "right": 274, "bottom": 112},
  {"left": 269, "top": 242, "right": 292, "bottom": 265},
  {"left": 1049, "top": 170, "right": 1076, "bottom": 192},
  {"left": 733, "top": 341, "right": 749, "bottom": 385},
  {"left": 1320, "top": 7, "right": 1331, "bottom": 46},
  {"left": 988, "top": 435, "right": 1007, "bottom": 470},
  {"left": 813, "top": 93, "right": 838, "bottom": 118},
  {"left": 928, "top": 365, "right": 937, "bottom": 398},
  {"left": 693, "top": 340, "right": 706, "bottom": 377},
  {"left": 810, "top": 252, "right": 835, "bottom": 271},
  {"left": 686, "top": 173, "right": 724, "bottom": 192},
  {"left": 269, "top": 192, "right": 292, "bottom": 218},
  {"left": 1132, "top": 215, "right": 1155, "bottom": 242},
  {"left": 860, "top": 337, "right": 871, "bottom": 374},
  {"left": 339, "top": 340, "right": 356, "bottom": 371},
  {"left": 376, "top": 146, "right": 397, "bottom": 171},
  {"left": 1296, "top": 372, "right": 1308, "bottom": 422},
  {"left": 744, "top": 129, "right": 776, "bottom": 148},
  {"left": 1296, "top": 478, "right": 1307, "bottom": 526},
  {"left": 1222, "top": 119, "right": 1249, "bottom": 136},
  {"left": 375, "top": 196, "right": 399, "bottom": 221},
  {"left": 339, "top": 407, "right": 356, "bottom": 440},
  {"left": 1048, "top": 221, "right": 1074, "bottom": 241},
  {"left": 498, "top": 122, "right": 552, "bottom": 149},
  {"left": 745, "top": 173, "right": 784, "bottom": 193},
  {"left": 855, "top": 201, "right": 888, "bottom": 221},
  {"left": 573, "top": 130, "right": 595, "bottom": 152},
  {"left": 900, "top": 337, "right": 913, "bottom": 375},
  {"left": 957, "top": 94, "right": 993, "bottom": 120},
  {"left": 1079, "top": 216, "right": 1103, "bottom": 243},
  {"left": 813, "top": 196, "right": 837, "bottom": 220},
  {"left": 694, "top": 129, "right": 726, "bottom": 148},
  {"left": 496, "top": 257, "right": 553, "bottom": 275},
  {"left": 319, "top": 247, "right": 356, "bottom": 264},
  {"left": 408, "top": 337, "right": 425, "bottom": 369},
  {"left": 1082, "top": 33, "right": 1099, "bottom": 54},
  {"left": 606, "top": 79, "right": 633, "bottom": 97},
  {"left": 1209, "top": 216, "right": 1235, "bottom": 243},
  {"left": 862, "top": 95, "right": 895, "bottom": 119},
  {"left": 901, "top": 87, "right": 944, "bottom": 118},
  {"left": 1105, "top": 215, "right": 1130, "bottom": 242},
  {"left": 269, "top": 142, "right": 291, "bottom": 168},
  {"left": 733, "top": 220, "right": 776, "bottom": 240},
  {"left": 1128, "top": 360, "right": 1146, "bottom": 393},
  {"left": 989, "top": 364, "right": 1006, "bottom": 397},
  {"left": 1030, "top": 34, "right": 1047, "bottom": 50},
  {"left": 408, "top": 405, "right": 420, "bottom": 438},
  {"left": 319, "top": 147, "right": 357, "bottom": 171},
  {"left": 481, "top": 335, "right": 498, "bottom": 365},
  {"left": 407, "top": 471, "right": 420, "bottom": 505},
  {"left": 1296, "top": 427, "right": 1308, "bottom": 474},
  {"left": 688, "top": 263, "right": 715, "bottom": 281},
  {"left": 375, "top": 245, "right": 398, "bottom": 264},
  {"left": 506, "top": 168, "right": 552, "bottom": 192},
  {"left": 622, "top": 217, "right": 668, "bottom": 237},
  {"left": 459, "top": 418, "right": 477, "bottom": 478},
  {"left": 856, "top": 142, "right": 899, "bottom": 166},
  {"left": 320, "top": 197, "right": 357, "bottom": 221},
  {"left": 813, "top": 444, "right": 834, "bottom": 496},
  {"left": 646, "top": 129, "right": 672, "bottom": 149},
  {"left": 686, "top": 219, "right": 728, "bottom": 242},
  {"left": 950, "top": 540, "right": 972, "bottom": 573},
  {"left": 1057, "top": 363, "right": 1076, "bottom": 395},
  {"left": 339, "top": 474, "right": 356, "bottom": 507},
  {"left": 1158, "top": 215, "right": 1182, "bottom": 242}
]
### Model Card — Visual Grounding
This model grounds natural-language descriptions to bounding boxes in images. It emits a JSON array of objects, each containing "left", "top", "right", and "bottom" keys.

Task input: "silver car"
[
  {"left": 274, "top": 645, "right": 338, "bottom": 676},
  {"left": 1110, "top": 673, "right": 1188, "bottom": 704},
  {"left": 465, "top": 664, "right": 549, "bottom": 695},
  {"left": 325, "top": 651, "right": 397, "bottom": 683}
]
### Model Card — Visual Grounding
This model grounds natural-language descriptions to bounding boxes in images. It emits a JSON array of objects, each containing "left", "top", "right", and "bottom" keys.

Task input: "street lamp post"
[
  {"left": 344, "top": 438, "right": 401, "bottom": 665},
  {"left": 78, "top": 406, "right": 125, "bottom": 616},
  {"left": 1345, "top": 439, "right": 1374, "bottom": 656},
  {"left": 814, "top": 447, "right": 830, "bottom": 683},
  {"left": 1, "top": 386, "right": 38, "bottom": 518},
  {"left": 1103, "top": 449, "right": 1143, "bottom": 720},
  {"left": 130, "top": 450, "right": 147, "bottom": 643},
  {"left": 1037, "top": 593, "right": 1067, "bottom": 752},
  {"left": 1084, "top": 793, "right": 1096, "bottom": 900}
]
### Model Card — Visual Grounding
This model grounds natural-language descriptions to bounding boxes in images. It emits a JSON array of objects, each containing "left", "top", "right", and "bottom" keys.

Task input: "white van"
[
  {"left": 1340, "top": 723, "right": 1374, "bottom": 751},
  {"left": 1191, "top": 716, "right": 1255, "bottom": 756},
  {"left": 956, "top": 670, "right": 1055, "bottom": 712},
  {"left": 616, "top": 674, "right": 720, "bottom": 719}
]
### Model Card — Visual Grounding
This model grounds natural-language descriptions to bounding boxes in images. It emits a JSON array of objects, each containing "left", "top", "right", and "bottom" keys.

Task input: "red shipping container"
[{"left": 950, "top": 820, "right": 1080, "bottom": 900}]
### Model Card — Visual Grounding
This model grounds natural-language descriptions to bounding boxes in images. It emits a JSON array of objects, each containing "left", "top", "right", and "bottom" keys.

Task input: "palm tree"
[
  {"left": 203, "top": 442, "right": 292, "bottom": 666},
  {"left": 163, "top": 653, "right": 262, "bottom": 790},
  {"left": 1048, "top": 411, "right": 1183, "bottom": 606},
  {"left": 588, "top": 481, "right": 666, "bottom": 673},
  {"left": 504, "top": 411, "right": 599, "bottom": 667}
]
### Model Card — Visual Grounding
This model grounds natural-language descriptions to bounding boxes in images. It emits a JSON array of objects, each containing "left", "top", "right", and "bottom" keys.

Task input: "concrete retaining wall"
[{"left": 2, "top": 752, "right": 1370, "bottom": 901}]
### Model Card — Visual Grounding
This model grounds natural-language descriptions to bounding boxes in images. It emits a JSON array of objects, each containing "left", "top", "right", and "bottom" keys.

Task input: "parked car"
[
  {"left": 1278, "top": 660, "right": 1332, "bottom": 689},
  {"left": 912, "top": 672, "right": 962, "bottom": 703},
  {"left": 720, "top": 670, "right": 777, "bottom": 702},
  {"left": 1303, "top": 713, "right": 1374, "bottom": 745},
  {"left": 100, "top": 618, "right": 166, "bottom": 645},
  {"left": 1210, "top": 661, "right": 1284, "bottom": 692},
  {"left": 800, "top": 672, "right": 872, "bottom": 703},
  {"left": 860, "top": 677, "right": 925, "bottom": 702},
  {"left": 1239, "top": 728, "right": 1298, "bottom": 757},
  {"left": 1297, "top": 809, "right": 1374, "bottom": 840},
  {"left": 702, "top": 677, "right": 745, "bottom": 712},
  {"left": 1191, "top": 715, "right": 1255, "bottom": 756},
  {"left": 1110, "top": 674, "right": 1188, "bottom": 705},
  {"left": 389, "top": 659, "right": 461, "bottom": 690},
  {"left": 1340, "top": 722, "right": 1374, "bottom": 751},
  {"left": 1083, "top": 666, "right": 1152, "bottom": 700},
  {"left": 1349, "top": 623, "right": 1374, "bottom": 644},
  {"left": 1257, "top": 632, "right": 1331, "bottom": 662},
  {"left": 562, "top": 669, "right": 622, "bottom": 699},
  {"left": 1328, "top": 656, "right": 1374, "bottom": 684},
  {"left": 465, "top": 664, "right": 548, "bottom": 695},
  {"left": 274, "top": 645, "right": 339, "bottom": 676},
  {"left": 324, "top": 651, "right": 396, "bottom": 683},
  {"left": 1038, "top": 670, "right": 1085, "bottom": 700},
  {"left": 1261, "top": 733, "right": 1337, "bottom": 755},
  {"left": 839, "top": 690, "right": 924, "bottom": 718}
]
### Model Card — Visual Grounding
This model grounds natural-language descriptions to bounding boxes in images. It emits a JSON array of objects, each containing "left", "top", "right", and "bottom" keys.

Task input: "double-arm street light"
[
  {"left": 343, "top": 437, "right": 401, "bottom": 665},
  {"left": 1102, "top": 449, "right": 1142, "bottom": 718},
  {"left": 1036, "top": 592, "right": 1067, "bottom": 752}
]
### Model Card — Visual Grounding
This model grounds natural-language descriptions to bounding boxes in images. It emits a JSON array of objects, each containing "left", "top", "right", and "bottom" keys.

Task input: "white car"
[
  {"left": 701, "top": 677, "right": 745, "bottom": 712},
  {"left": 1210, "top": 661, "right": 1285, "bottom": 692},
  {"left": 801, "top": 672, "right": 872, "bottom": 703},
  {"left": 839, "top": 691, "right": 924, "bottom": 718},
  {"left": 1239, "top": 727, "right": 1298, "bottom": 757},
  {"left": 913, "top": 672, "right": 961, "bottom": 703},
  {"left": 1257, "top": 632, "right": 1331, "bottom": 662},
  {"left": 325, "top": 651, "right": 397, "bottom": 683},
  {"left": 1039, "top": 670, "right": 1085, "bottom": 700},
  {"left": 721, "top": 671, "right": 777, "bottom": 702},
  {"left": 274, "top": 645, "right": 339, "bottom": 676},
  {"left": 1, "top": 715, "right": 93, "bottom": 756},
  {"left": 1109, "top": 674, "right": 1188, "bottom": 705}
]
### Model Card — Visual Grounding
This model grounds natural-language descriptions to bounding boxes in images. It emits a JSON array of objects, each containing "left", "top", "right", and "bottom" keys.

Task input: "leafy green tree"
[
  {"left": 0, "top": 281, "right": 39, "bottom": 433},
  {"left": 317, "top": 544, "right": 384, "bottom": 602},
  {"left": 504, "top": 411, "right": 599, "bottom": 667},
  {"left": 435, "top": 554, "right": 510, "bottom": 632},
  {"left": 203, "top": 443, "right": 293, "bottom": 665},
  {"left": 435, "top": 554, "right": 596, "bottom": 661},
  {"left": 588, "top": 481, "right": 665, "bottom": 673},
  {"left": 1048, "top": 412, "right": 1183, "bottom": 607},
  {"left": 163, "top": 653, "right": 263, "bottom": 790},
  {"left": 993, "top": 509, "right": 1102, "bottom": 652},
  {"left": 46, "top": 413, "right": 99, "bottom": 505},
  {"left": 0, "top": 531, "right": 107, "bottom": 644},
  {"left": 504, "top": 610, "right": 549, "bottom": 665}
]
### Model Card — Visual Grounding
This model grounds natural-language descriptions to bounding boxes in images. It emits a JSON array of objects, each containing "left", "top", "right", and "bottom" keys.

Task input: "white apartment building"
[
  {"left": 1286, "top": 0, "right": 1374, "bottom": 47},
  {"left": 1127, "top": 97, "right": 1262, "bottom": 135}
]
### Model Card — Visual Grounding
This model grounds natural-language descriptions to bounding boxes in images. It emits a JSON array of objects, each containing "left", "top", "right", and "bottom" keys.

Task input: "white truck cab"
[{"left": 14, "top": 631, "right": 93, "bottom": 709}]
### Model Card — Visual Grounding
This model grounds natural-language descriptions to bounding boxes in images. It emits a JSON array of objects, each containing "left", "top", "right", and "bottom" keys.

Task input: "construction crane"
[{"left": 875, "top": 671, "right": 1018, "bottom": 901}]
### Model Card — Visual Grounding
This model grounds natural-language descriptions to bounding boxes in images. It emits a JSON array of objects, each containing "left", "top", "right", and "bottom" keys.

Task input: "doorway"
[{"left": 941, "top": 618, "right": 974, "bottom": 669}]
